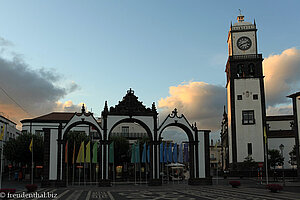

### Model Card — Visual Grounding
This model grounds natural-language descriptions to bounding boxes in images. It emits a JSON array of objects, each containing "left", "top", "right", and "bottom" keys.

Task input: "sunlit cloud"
[
  {"left": 263, "top": 48, "right": 300, "bottom": 106},
  {"left": 158, "top": 81, "right": 225, "bottom": 131}
]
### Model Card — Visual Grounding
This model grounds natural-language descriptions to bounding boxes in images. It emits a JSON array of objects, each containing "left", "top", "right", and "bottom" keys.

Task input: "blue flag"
[
  {"left": 178, "top": 143, "right": 183, "bottom": 163},
  {"left": 164, "top": 143, "right": 167, "bottom": 163},
  {"left": 131, "top": 143, "right": 136, "bottom": 163},
  {"left": 184, "top": 143, "right": 189, "bottom": 163},
  {"left": 135, "top": 142, "right": 140, "bottom": 163},
  {"left": 168, "top": 144, "right": 172, "bottom": 163},
  {"left": 147, "top": 145, "right": 150, "bottom": 163},
  {"left": 141, "top": 143, "right": 147, "bottom": 163},
  {"left": 160, "top": 143, "right": 163, "bottom": 163},
  {"left": 173, "top": 143, "right": 178, "bottom": 163}
]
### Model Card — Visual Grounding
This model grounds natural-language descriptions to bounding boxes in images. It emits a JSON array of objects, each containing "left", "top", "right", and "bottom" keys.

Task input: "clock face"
[{"left": 237, "top": 36, "right": 252, "bottom": 50}]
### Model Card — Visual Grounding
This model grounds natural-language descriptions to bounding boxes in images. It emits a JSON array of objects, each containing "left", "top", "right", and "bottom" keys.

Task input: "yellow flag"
[
  {"left": 264, "top": 127, "right": 267, "bottom": 144},
  {"left": 85, "top": 141, "right": 90, "bottom": 162},
  {"left": 29, "top": 138, "right": 33, "bottom": 152},
  {"left": 0, "top": 125, "right": 4, "bottom": 141},
  {"left": 76, "top": 141, "right": 85, "bottom": 163}
]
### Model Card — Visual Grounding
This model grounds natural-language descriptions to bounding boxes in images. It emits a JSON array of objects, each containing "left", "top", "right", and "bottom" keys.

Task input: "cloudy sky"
[{"left": 0, "top": 1, "right": 300, "bottom": 141}]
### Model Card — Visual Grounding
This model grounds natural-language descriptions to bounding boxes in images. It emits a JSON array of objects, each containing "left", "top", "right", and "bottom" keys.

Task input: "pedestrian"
[{"left": 18, "top": 170, "right": 23, "bottom": 181}]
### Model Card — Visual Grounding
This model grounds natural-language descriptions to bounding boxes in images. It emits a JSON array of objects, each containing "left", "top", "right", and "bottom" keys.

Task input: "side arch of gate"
[
  {"left": 157, "top": 109, "right": 196, "bottom": 182},
  {"left": 58, "top": 106, "right": 103, "bottom": 186},
  {"left": 158, "top": 108, "right": 211, "bottom": 185}
]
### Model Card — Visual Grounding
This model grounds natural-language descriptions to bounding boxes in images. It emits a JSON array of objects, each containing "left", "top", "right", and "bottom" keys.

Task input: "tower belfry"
[{"left": 225, "top": 14, "right": 266, "bottom": 169}]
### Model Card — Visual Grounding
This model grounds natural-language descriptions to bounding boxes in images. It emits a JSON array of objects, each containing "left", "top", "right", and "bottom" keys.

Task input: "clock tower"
[{"left": 225, "top": 14, "right": 266, "bottom": 169}]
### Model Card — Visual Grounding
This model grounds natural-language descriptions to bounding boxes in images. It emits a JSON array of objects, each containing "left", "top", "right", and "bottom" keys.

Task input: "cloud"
[
  {"left": 263, "top": 48, "right": 300, "bottom": 106},
  {"left": 158, "top": 81, "right": 225, "bottom": 131},
  {"left": 0, "top": 46, "right": 81, "bottom": 127},
  {"left": 266, "top": 105, "right": 293, "bottom": 116}
]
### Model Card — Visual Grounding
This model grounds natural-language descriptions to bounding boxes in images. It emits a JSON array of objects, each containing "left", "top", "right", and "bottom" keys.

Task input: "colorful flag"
[
  {"left": 65, "top": 141, "right": 68, "bottom": 163},
  {"left": 184, "top": 143, "right": 189, "bottom": 163},
  {"left": 168, "top": 143, "right": 172, "bottom": 163},
  {"left": 147, "top": 145, "right": 150, "bottom": 163},
  {"left": 141, "top": 143, "right": 147, "bottom": 163},
  {"left": 76, "top": 141, "right": 85, "bottom": 163},
  {"left": 164, "top": 143, "right": 167, "bottom": 163},
  {"left": 264, "top": 126, "right": 267, "bottom": 144},
  {"left": 0, "top": 125, "right": 5, "bottom": 141},
  {"left": 72, "top": 141, "right": 75, "bottom": 164},
  {"left": 173, "top": 143, "right": 178, "bottom": 163},
  {"left": 109, "top": 141, "right": 114, "bottom": 163},
  {"left": 135, "top": 142, "right": 140, "bottom": 163},
  {"left": 131, "top": 143, "right": 136, "bottom": 163},
  {"left": 92, "top": 142, "right": 98, "bottom": 163},
  {"left": 86, "top": 141, "right": 91, "bottom": 162},
  {"left": 29, "top": 138, "right": 33, "bottom": 152},
  {"left": 178, "top": 143, "right": 183, "bottom": 163},
  {"left": 159, "top": 143, "right": 163, "bottom": 163}
]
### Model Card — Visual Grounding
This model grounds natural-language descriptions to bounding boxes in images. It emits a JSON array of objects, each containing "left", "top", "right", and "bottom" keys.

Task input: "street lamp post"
[{"left": 279, "top": 144, "right": 285, "bottom": 186}]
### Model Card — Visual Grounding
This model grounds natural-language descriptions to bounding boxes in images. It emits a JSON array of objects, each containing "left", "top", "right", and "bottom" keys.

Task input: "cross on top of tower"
[{"left": 237, "top": 9, "right": 244, "bottom": 22}]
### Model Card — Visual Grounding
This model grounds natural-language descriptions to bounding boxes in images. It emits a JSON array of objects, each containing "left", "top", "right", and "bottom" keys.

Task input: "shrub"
[
  {"left": 266, "top": 184, "right": 283, "bottom": 193},
  {"left": 25, "top": 184, "right": 38, "bottom": 192},
  {"left": 229, "top": 180, "right": 241, "bottom": 188}
]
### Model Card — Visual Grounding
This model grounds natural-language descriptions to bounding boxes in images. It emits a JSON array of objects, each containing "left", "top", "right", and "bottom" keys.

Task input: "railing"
[{"left": 230, "top": 54, "right": 262, "bottom": 60}]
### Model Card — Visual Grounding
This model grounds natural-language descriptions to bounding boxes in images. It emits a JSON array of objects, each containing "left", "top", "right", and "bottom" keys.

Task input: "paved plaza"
[{"left": 2, "top": 179, "right": 300, "bottom": 200}]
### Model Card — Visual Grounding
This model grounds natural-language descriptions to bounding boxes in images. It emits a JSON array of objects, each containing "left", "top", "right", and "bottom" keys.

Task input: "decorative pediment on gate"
[{"left": 107, "top": 88, "right": 157, "bottom": 116}]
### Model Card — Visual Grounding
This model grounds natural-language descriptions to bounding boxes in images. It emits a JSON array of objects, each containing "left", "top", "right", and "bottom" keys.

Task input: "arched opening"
[
  {"left": 159, "top": 124, "right": 195, "bottom": 184},
  {"left": 107, "top": 118, "right": 153, "bottom": 184},
  {"left": 62, "top": 120, "right": 102, "bottom": 186}
]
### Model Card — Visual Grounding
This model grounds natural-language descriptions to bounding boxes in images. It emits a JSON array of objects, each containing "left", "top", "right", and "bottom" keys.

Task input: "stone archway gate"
[{"left": 41, "top": 89, "right": 211, "bottom": 187}]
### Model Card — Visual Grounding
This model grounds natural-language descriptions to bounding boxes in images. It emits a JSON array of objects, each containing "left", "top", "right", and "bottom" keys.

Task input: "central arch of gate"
[{"left": 102, "top": 89, "right": 161, "bottom": 186}]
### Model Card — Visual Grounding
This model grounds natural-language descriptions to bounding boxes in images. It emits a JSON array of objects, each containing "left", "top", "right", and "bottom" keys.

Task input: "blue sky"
[{"left": 0, "top": 1, "right": 300, "bottom": 137}]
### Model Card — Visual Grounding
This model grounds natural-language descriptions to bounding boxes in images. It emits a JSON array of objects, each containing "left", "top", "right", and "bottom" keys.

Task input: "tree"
[
  {"left": 268, "top": 149, "right": 284, "bottom": 170},
  {"left": 242, "top": 155, "right": 257, "bottom": 170},
  {"left": 110, "top": 136, "right": 130, "bottom": 165},
  {"left": 65, "top": 131, "right": 89, "bottom": 164},
  {"left": 3, "top": 133, "right": 44, "bottom": 166},
  {"left": 289, "top": 145, "right": 297, "bottom": 167}
]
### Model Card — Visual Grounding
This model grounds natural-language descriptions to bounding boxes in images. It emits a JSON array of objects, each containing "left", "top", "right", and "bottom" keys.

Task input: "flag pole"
[
  {"left": 0, "top": 123, "right": 7, "bottom": 189},
  {"left": 72, "top": 141, "right": 75, "bottom": 185},
  {"left": 135, "top": 145, "right": 137, "bottom": 185},
  {"left": 264, "top": 127, "right": 269, "bottom": 184},
  {"left": 31, "top": 137, "right": 34, "bottom": 184}
]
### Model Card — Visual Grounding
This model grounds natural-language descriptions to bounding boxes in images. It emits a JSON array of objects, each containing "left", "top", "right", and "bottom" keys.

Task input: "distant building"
[
  {"left": 0, "top": 115, "right": 21, "bottom": 167},
  {"left": 0, "top": 115, "right": 21, "bottom": 141},
  {"left": 209, "top": 140, "right": 222, "bottom": 175}
]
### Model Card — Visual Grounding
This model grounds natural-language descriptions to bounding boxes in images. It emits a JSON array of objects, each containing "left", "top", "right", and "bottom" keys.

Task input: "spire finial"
[{"left": 81, "top": 103, "right": 86, "bottom": 113}]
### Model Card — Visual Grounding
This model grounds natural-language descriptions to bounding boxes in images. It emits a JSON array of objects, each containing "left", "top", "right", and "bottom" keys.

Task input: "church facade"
[{"left": 221, "top": 15, "right": 300, "bottom": 177}]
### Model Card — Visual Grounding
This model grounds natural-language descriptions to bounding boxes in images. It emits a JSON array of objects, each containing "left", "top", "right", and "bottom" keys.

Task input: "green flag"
[
  {"left": 92, "top": 142, "right": 98, "bottom": 163},
  {"left": 131, "top": 143, "right": 136, "bottom": 163},
  {"left": 85, "top": 141, "right": 91, "bottom": 162},
  {"left": 109, "top": 141, "right": 114, "bottom": 163}
]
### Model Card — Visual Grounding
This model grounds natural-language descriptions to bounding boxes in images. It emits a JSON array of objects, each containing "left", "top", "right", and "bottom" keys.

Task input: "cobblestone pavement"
[{"left": 4, "top": 184, "right": 300, "bottom": 200}]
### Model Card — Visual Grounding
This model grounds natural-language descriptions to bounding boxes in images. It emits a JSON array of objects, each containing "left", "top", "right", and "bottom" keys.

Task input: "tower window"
[
  {"left": 242, "top": 110, "right": 255, "bottom": 125},
  {"left": 237, "top": 64, "right": 244, "bottom": 77},
  {"left": 248, "top": 143, "right": 252, "bottom": 155},
  {"left": 253, "top": 94, "right": 258, "bottom": 100},
  {"left": 237, "top": 95, "right": 242, "bottom": 100},
  {"left": 249, "top": 63, "right": 255, "bottom": 77}
]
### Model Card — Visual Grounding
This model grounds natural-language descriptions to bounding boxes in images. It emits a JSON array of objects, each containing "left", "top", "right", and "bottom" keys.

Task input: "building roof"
[
  {"left": 266, "top": 115, "right": 294, "bottom": 121},
  {"left": 21, "top": 112, "right": 75, "bottom": 123},
  {"left": 287, "top": 91, "right": 300, "bottom": 98},
  {"left": 0, "top": 115, "right": 17, "bottom": 125}
]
